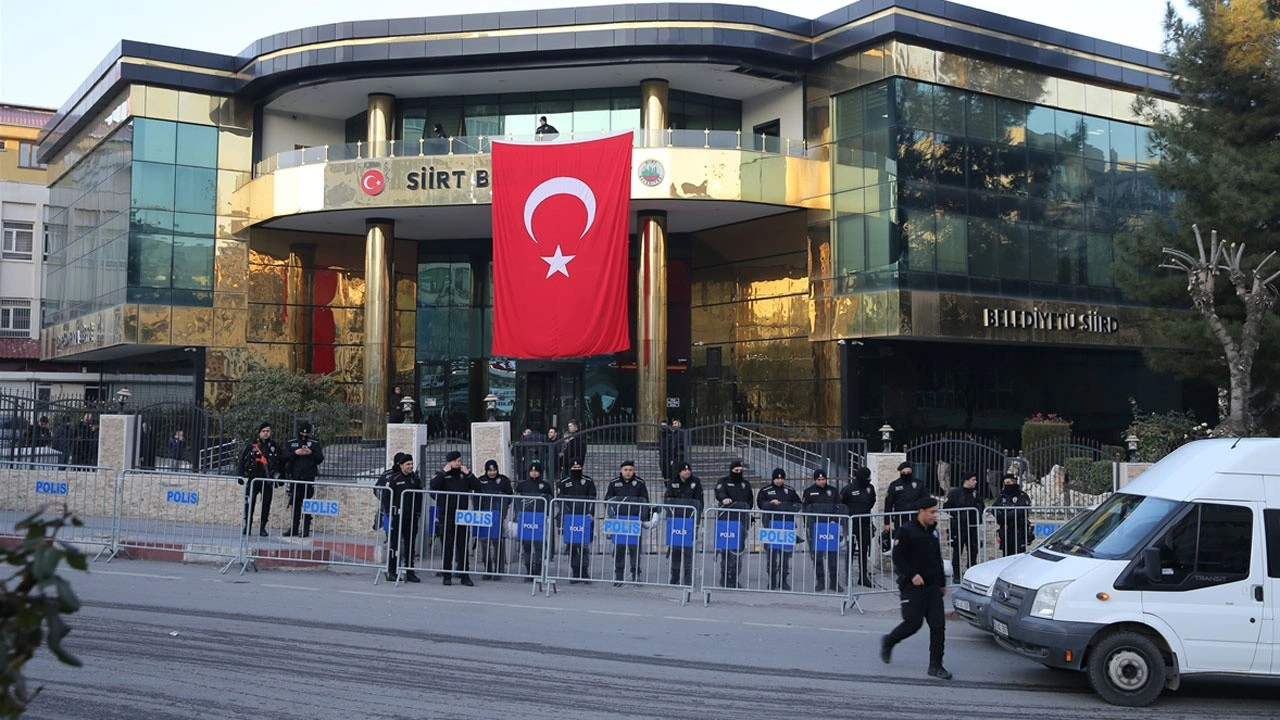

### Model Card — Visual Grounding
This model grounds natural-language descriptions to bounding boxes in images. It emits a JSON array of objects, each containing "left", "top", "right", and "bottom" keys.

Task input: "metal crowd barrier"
[
  {"left": 983, "top": 504, "right": 1091, "bottom": 557},
  {"left": 112, "top": 470, "right": 249, "bottom": 572},
  {"left": 397, "top": 488, "right": 548, "bottom": 594},
  {"left": 543, "top": 497, "right": 698, "bottom": 603},
  {"left": 241, "top": 478, "right": 389, "bottom": 582},
  {"left": 0, "top": 460, "right": 118, "bottom": 560}
]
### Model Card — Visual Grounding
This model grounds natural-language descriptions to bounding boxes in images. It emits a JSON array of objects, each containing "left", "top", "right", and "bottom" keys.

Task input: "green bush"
[
  {"left": 1022, "top": 413, "right": 1072, "bottom": 450},
  {"left": 1064, "top": 457, "right": 1114, "bottom": 495},
  {"left": 224, "top": 360, "right": 349, "bottom": 443},
  {"left": 1123, "top": 400, "right": 1211, "bottom": 463}
]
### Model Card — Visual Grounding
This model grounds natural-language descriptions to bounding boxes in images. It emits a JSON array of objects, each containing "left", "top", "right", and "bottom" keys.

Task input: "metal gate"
[
  {"left": 1021, "top": 440, "right": 1118, "bottom": 505},
  {"left": 904, "top": 432, "right": 1011, "bottom": 498}
]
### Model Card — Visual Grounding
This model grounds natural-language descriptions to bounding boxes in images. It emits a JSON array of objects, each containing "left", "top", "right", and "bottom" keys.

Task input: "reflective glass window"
[
  {"left": 1086, "top": 232, "right": 1113, "bottom": 287},
  {"left": 866, "top": 211, "right": 893, "bottom": 269},
  {"left": 936, "top": 212, "right": 967, "bottom": 273},
  {"left": 172, "top": 213, "right": 214, "bottom": 290},
  {"left": 999, "top": 221, "right": 1028, "bottom": 280},
  {"left": 836, "top": 215, "right": 867, "bottom": 274},
  {"left": 1026, "top": 106, "right": 1056, "bottom": 151},
  {"left": 896, "top": 80, "right": 934, "bottom": 131},
  {"left": 996, "top": 99, "right": 1026, "bottom": 146},
  {"left": 175, "top": 123, "right": 217, "bottom": 167},
  {"left": 901, "top": 207, "right": 935, "bottom": 272},
  {"left": 174, "top": 166, "right": 216, "bottom": 214},
  {"left": 1059, "top": 231, "right": 1084, "bottom": 284},
  {"left": 134, "top": 119, "right": 176, "bottom": 164},
  {"left": 967, "top": 218, "right": 999, "bottom": 278},
  {"left": 934, "top": 86, "right": 966, "bottom": 137},
  {"left": 864, "top": 83, "right": 891, "bottom": 134},
  {"left": 835, "top": 92, "right": 865, "bottom": 141},
  {"left": 1054, "top": 110, "right": 1085, "bottom": 155},
  {"left": 131, "top": 161, "right": 175, "bottom": 210},
  {"left": 966, "top": 93, "right": 997, "bottom": 142},
  {"left": 1028, "top": 225, "right": 1058, "bottom": 282},
  {"left": 1110, "top": 120, "right": 1139, "bottom": 164}
]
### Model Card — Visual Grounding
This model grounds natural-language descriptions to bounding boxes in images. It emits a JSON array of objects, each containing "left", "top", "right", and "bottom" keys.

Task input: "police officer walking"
[
  {"left": 430, "top": 451, "right": 481, "bottom": 586},
  {"left": 375, "top": 453, "right": 423, "bottom": 583},
  {"left": 239, "top": 422, "right": 282, "bottom": 536},
  {"left": 945, "top": 470, "right": 984, "bottom": 580},
  {"left": 514, "top": 460, "right": 554, "bottom": 581},
  {"left": 993, "top": 473, "right": 1032, "bottom": 556},
  {"left": 714, "top": 460, "right": 753, "bottom": 588},
  {"left": 663, "top": 462, "right": 702, "bottom": 586},
  {"left": 840, "top": 466, "right": 877, "bottom": 587},
  {"left": 803, "top": 469, "right": 842, "bottom": 593},
  {"left": 475, "top": 459, "right": 514, "bottom": 580},
  {"left": 556, "top": 458, "right": 597, "bottom": 583},
  {"left": 757, "top": 468, "right": 802, "bottom": 591},
  {"left": 881, "top": 497, "right": 951, "bottom": 680},
  {"left": 282, "top": 422, "right": 324, "bottom": 538},
  {"left": 605, "top": 460, "right": 649, "bottom": 586},
  {"left": 883, "top": 461, "right": 928, "bottom": 536}
]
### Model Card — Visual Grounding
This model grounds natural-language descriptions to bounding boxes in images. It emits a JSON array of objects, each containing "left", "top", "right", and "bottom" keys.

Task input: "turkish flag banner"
[{"left": 491, "top": 133, "right": 632, "bottom": 358}]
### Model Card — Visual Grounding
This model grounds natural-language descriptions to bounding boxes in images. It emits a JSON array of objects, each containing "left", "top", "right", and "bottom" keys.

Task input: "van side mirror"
[{"left": 1142, "top": 546, "right": 1162, "bottom": 584}]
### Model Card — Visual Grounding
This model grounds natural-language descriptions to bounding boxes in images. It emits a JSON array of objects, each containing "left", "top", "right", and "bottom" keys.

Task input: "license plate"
[
  {"left": 954, "top": 599, "right": 971, "bottom": 612},
  {"left": 993, "top": 619, "right": 1009, "bottom": 636}
]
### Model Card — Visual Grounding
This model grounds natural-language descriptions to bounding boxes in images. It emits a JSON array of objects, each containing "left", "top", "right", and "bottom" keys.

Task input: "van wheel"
[{"left": 1086, "top": 631, "right": 1166, "bottom": 707}]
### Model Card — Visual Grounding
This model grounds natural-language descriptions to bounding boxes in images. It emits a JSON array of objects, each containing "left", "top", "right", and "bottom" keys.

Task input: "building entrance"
[{"left": 516, "top": 362, "right": 583, "bottom": 434}]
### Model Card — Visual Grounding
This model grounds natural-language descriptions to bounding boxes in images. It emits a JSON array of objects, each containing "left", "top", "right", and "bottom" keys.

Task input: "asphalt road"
[{"left": 22, "top": 562, "right": 1280, "bottom": 719}]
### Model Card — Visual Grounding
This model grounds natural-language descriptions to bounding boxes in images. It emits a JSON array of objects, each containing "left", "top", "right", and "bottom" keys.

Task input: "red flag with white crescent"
[{"left": 491, "top": 133, "right": 632, "bottom": 358}]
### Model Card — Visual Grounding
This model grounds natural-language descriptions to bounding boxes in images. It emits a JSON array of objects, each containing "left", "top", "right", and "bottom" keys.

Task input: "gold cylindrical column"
[
  {"left": 367, "top": 93, "right": 395, "bottom": 157},
  {"left": 636, "top": 211, "right": 668, "bottom": 440},
  {"left": 364, "top": 220, "right": 394, "bottom": 439},
  {"left": 640, "top": 79, "right": 668, "bottom": 148}
]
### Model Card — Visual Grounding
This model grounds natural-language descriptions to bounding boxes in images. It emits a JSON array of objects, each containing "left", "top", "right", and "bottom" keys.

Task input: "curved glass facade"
[{"left": 831, "top": 78, "right": 1170, "bottom": 302}]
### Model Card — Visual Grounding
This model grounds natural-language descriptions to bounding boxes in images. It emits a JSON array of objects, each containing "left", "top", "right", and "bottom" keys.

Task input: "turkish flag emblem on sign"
[{"left": 491, "top": 133, "right": 632, "bottom": 358}]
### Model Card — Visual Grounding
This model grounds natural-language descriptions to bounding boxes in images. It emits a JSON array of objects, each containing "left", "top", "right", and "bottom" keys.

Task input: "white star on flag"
[{"left": 541, "top": 244, "right": 576, "bottom": 278}]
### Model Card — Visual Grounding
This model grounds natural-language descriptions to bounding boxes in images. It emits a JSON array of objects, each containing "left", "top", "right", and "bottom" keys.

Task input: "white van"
[{"left": 987, "top": 438, "right": 1279, "bottom": 706}]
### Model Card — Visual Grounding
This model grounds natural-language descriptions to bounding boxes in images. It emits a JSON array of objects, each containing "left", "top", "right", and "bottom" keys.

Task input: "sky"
[{"left": 0, "top": 0, "right": 1193, "bottom": 111}]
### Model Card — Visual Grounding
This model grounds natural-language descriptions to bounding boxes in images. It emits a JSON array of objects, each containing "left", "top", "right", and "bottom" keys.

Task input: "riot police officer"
[
  {"left": 556, "top": 458, "right": 597, "bottom": 583},
  {"left": 757, "top": 468, "right": 802, "bottom": 591},
  {"left": 713, "top": 460, "right": 753, "bottom": 588},
  {"left": 604, "top": 460, "right": 649, "bottom": 586},
  {"left": 282, "top": 422, "right": 324, "bottom": 538},
  {"left": 883, "top": 461, "right": 928, "bottom": 535},
  {"left": 802, "top": 469, "right": 842, "bottom": 592},
  {"left": 475, "top": 459, "right": 514, "bottom": 580},
  {"left": 840, "top": 466, "right": 877, "bottom": 587},
  {"left": 375, "top": 453, "right": 423, "bottom": 583},
  {"left": 430, "top": 451, "right": 481, "bottom": 586},
  {"left": 663, "top": 462, "right": 703, "bottom": 585},
  {"left": 514, "top": 460, "right": 554, "bottom": 581},
  {"left": 881, "top": 497, "right": 951, "bottom": 680}
]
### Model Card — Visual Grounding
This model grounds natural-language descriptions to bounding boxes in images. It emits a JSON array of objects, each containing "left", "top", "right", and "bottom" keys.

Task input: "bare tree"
[{"left": 1160, "top": 225, "right": 1280, "bottom": 435}]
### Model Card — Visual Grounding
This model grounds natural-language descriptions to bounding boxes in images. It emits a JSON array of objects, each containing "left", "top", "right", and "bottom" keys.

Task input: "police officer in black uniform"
[
  {"left": 282, "top": 422, "right": 325, "bottom": 538},
  {"left": 993, "top": 473, "right": 1032, "bottom": 556},
  {"left": 514, "top": 460, "right": 554, "bottom": 580},
  {"left": 883, "top": 461, "right": 928, "bottom": 536},
  {"left": 840, "top": 466, "right": 877, "bottom": 587},
  {"left": 663, "top": 462, "right": 703, "bottom": 585},
  {"left": 375, "top": 452, "right": 423, "bottom": 583},
  {"left": 475, "top": 459, "right": 514, "bottom": 580},
  {"left": 757, "top": 468, "right": 802, "bottom": 591},
  {"left": 881, "top": 496, "right": 951, "bottom": 680},
  {"left": 430, "top": 451, "right": 481, "bottom": 586},
  {"left": 239, "top": 422, "right": 282, "bottom": 536},
  {"left": 803, "top": 469, "right": 842, "bottom": 592},
  {"left": 556, "top": 458, "right": 597, "bottom": 583},
  {"left": 714, "top": 460, "right": 753, "bottom": 588},
  {"left": 945, "top": 470, "right": 985, "bottom": 580},
  {"left": 605, "top": 459, "right": 650, "bottom": 586}
]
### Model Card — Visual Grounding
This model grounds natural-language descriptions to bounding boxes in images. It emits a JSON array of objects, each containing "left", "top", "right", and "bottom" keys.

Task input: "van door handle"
[{"left": 1253, "top": 585, "right": 1264, "bottom": 602}]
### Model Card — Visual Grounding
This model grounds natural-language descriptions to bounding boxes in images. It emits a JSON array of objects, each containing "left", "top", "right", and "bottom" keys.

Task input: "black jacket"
[
  {"left": 802, "top": 483, "right": 841, "bottom": 514},
  {"left": 430, "top": 468, "right": 480, "bottom": 519},
  {"left": 240, "top": 437, "right": 282, "bottom": 480},
  {"left": 883, "top": 475, "right": 928, "bottom": 518},
  {"left": 515, "top": 476, "right": 554, "bottom": 516},
  {"left": 893, "top": 518, "right": 945, "bottom": 590},
  {"left": 993, "top": 485, "right": 1031, "bottom": 528},
  {"left": 714, "top": 473, "right": 754, "bottom": 509},
  {"left": 475, "top": 471, "right": 514, "bottom": 517},
  {"left": 757, "top": 483, "right": 802, "bottom": 525},
  {"left": 374, "top": 467, "right": 424, "bottom": 519},
  {"left": 945, "top": 485, "right": 985, "bottom": 532},
  {"left": 663, "top": 475, "right": 703, "bottom": 518},
  {"left": 604, "top": 475, "right": 650, "bottom": 518},
  {"left": 556, "top": 473, "right": 597, "bottom": 517},
  {"left": 560, "top": 433, "right": 586, "bottom": 469},
  {"left": 283, "top": 436, "right": 324, "bottom": 480},
  {"left": 840, "top": 480, "right": 877, "bottom": 517}
]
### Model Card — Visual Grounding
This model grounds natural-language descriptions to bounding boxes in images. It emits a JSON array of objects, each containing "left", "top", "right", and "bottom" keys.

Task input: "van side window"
[
  {"left": 1265, "top": 509, "right": 1280, "bottom": 579},
  {"left": 1150, "top": 503, "right": 1251, "bottom": 588}
]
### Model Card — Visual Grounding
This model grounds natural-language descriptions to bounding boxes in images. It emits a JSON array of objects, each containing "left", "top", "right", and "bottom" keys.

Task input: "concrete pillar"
[
  {"left": 97, "top": 414, "right": 138, "bottom": 471},
  {"left": 640, "top": 79, "right": 668, "bottom": 147},
  {"left": 386, "top": 423, "right": 432, "bottom": 480},
  {"left": 363, "top": 219, "right": 394, "bottom": 439},
  {"left": 1116, "top": 462, "right": 1153, "bottom": 491},
  {"left": 367, "top": 93, "right": 395, "bottom": 157},
  {"left": 866, "top": 452, "right": 907, "bottom": 511},
  {"left": 470, "top": 422, "right": 512, "bottom": 477},
  {"left": 636, "top": 211, "right": 667, "bottom": 441}
]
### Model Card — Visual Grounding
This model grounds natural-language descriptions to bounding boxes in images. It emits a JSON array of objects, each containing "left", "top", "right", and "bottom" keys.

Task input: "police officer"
[
  {"left": 714, "top": 460, "right": 753, "bottom": 588},
  {"left": 757, "top": 468, "right": 802, "bottom": 591},
  {"left": 475, "top": 459, "right": 514, "bottom": 580},
  {"left": 605, "top": 459, "right": 650, "bottom": 586},
  {"left": 803, "top": 469, "right": 842, "bottom": 592},
  {"left": 945, "top": 470, "right": 984, "bottom": 580},
  {"left": 556, "top": 458, "right": 596, "bottom": 583},
  {"left": 840, "top": 466, "right": 877, "bottom": 587},
  {"left": 883, "top": 461, "right": 928, "bottom": 536},
  {"left": 239, "top": 422, "right": 282, "bottom": 536},
  {"left": 663, "top": 462, "right": 703, "bottom": 586},
  {"left": 375, "top": 453, "right": 423, "bottom": 583},
  {"left": 282, "top": 422, "right": 325, "bottom": 538},
  {"left": 514, "top": 460, "right": 554, "bottom": 581},
  {"left": 881, "top": 497, "right": 951, "bottom": 680},
  {"left": 430, "top": 451, "right": 481, "bottom": 586},
  {"left": 993, "top": 473, "right": 1032, "bottom": 556}
]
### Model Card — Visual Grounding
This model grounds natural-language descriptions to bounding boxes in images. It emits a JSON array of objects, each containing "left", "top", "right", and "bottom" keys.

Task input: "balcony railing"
[{"left": 251, "top": 129, "right": 813, "bottom": 179}]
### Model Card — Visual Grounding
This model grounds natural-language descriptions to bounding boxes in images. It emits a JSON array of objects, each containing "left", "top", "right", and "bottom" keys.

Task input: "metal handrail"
[
  {"left": 250, "top": 128, "right": 811, "bottom": 179},
  {"left": 722, "top": 424, "right": 827, "bottom": 477}
]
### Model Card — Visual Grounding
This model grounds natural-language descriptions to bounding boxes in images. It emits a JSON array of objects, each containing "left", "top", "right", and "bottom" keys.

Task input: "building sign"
[
  {"left": 405, "top": 166, "right": 489, "bottom": 191},
  {"left": 42, "top": 305, "right": 127, "bottom": 360},
  {"left": 53, "top": 322, "right": 97, "bottom": 351},
  {"left": 981, "top": 307, "right": 1118, "bottom": 334},
  {"left": 638, "top": 159, "right": 664, "bottom": 187},
  {"left": 359, "top": 169, "right": 385, "bottom": 195}
]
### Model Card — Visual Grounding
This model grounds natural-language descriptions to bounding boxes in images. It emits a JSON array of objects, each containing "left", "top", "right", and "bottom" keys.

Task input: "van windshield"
[{"left": 1043, "top": 493, "right": 1181, "bottom": 560}]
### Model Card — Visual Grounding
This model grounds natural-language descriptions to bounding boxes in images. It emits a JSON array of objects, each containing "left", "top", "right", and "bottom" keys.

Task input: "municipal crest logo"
[{"left": 637, "top": 159, "right": 664, "bottom": 187}]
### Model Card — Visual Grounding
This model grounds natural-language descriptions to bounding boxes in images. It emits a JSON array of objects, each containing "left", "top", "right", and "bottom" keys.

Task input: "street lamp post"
[
  {"left": 878, "top": 423, "right": 894, "bottom": 454},
  {"left": 484, "top": 393, "right": 499, "bottom": 422},
  {"left": 115, "top": 388, "right": 132, "bottom": 414},
  {"left": 1125, "top": 433, "right": 1139, "bottom": 462},
  {"left": 399, "top": 396, "right": 416, "bottom": 424}
]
